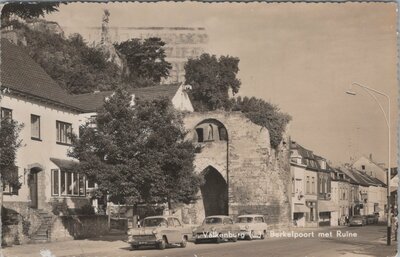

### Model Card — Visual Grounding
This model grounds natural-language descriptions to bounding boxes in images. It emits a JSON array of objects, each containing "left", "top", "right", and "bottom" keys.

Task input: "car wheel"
[
  {"left": 130, "top": 245, "right": 139, "bottom": 251},
  {"left": 215, "top": 237, "right": 222, "bottom": 244},
  {"left": 231, "top": 236, "right": 238, "bottom": 242},
  {"left": 158, "top": 237, "right": 167, "bottom": 250},
  {"left": 260, "top": 231, "right": 266, "bottom": 240},
  {"left": 180, "top": 237, "right": 187, "bottom": 248}
]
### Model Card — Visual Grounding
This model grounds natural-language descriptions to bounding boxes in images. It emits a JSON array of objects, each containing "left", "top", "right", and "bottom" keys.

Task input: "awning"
[
  {"left": 294, "top": 204, "right": 309, "bottom": 213},
  {"left": 318, "top": 201, "right": 337, "bottom": 212},
  {"left": 50, "top": 158, "right": 79, "bottom": 171}
]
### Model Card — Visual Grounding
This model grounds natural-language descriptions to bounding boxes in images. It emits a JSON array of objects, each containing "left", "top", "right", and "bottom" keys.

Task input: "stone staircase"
[{"left": 30, "top": 209, "right": 54, "bottom": 243}]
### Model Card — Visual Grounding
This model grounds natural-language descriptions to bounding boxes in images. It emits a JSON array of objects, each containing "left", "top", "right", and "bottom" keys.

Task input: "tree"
[
  {"left": 184, "top": 53, "right": 241, "bottom": 111},
  {"left": 0, "top": 90, "right": 23, "bottom": 219},
  {"left": 18, "top": 24, "right": 122, "bottom": 94},
  {"left": 115, "top": 38, "right": 172, "bottom": 85},
  {"left": 1, "top": 2, "right": 62, "bottom": 25},
  {"left": 231, "top": 96, "right": 291, "bottom": 149},
  {"left": 69, "top": 87, "right": 201, "bottom": 208}
]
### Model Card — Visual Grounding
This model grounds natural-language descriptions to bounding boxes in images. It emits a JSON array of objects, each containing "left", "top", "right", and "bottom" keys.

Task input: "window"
[
  {"left": 56, "top": 170, "right": 85, "bottom": 197},
  {"left": 2, "top": 166, "right": 18, "bottom": 195},
  {"left": 196, "top": 128, "right": 204, "bottom": 142},
  {"left": 219, "top": 127, "right": 228, "bottom": 141},
  {"left": 52, "top": 169, "right": 59, "bottom": 195},
  {"left": 0, "top": 107, "right": 12, "bottom": 119},
  {"left": 291, "top": 178, "right": 295, "bottom": 195},
  {"left": 319, "top": 177, "right": 322, "bottom": 193},
  {"left": 311, "top": 177, "right": 315, "bottom": 194},
  {"left": 254, "top": 217, "right": 264, "bottom": 223},
  {"left": 223, "top": 218, "right": 233, "bottom": 224},
  {"left": 56, "top": 121, "right": 72, "bottom": 145},
  {"left": 306, "top": 176, "right": 310, "bottom": 194},
  {"left": 31, "top": 115, "right": 41, "bottom": 140},
  {"left": 207, "top": 124, "right": 214, "bottom": 141},
  {"left": 361, "top": 165, "right": 365, "bottom": 170}
]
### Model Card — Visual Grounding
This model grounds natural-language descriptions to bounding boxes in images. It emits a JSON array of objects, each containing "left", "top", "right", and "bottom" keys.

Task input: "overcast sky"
[{"left": 46, "top": 2, "right": 398, "bottom": 166}]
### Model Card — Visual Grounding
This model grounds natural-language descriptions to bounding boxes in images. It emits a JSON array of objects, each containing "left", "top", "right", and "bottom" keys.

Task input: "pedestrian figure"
[{"left": 391, "top": 214, "right": 398, "bottom": 241}]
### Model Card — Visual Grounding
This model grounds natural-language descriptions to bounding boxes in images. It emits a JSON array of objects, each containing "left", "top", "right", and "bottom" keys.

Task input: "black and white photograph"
[{"left": 0, "top": 1, "right": 398, "bottom": 257}]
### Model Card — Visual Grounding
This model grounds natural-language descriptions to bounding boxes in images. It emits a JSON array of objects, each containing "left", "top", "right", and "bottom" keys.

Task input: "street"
[{"left": 1, "top": 225, "right": 397, "bottom": 257}]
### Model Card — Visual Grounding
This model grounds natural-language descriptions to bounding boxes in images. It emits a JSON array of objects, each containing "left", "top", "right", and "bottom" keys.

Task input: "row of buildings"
[{"left": 290, "top": 142, "right": 394, "bottom": 227}]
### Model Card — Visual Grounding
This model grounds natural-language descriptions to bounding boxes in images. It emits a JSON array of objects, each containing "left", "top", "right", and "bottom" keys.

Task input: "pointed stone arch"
[{"left": 200, "top": 166, "right": 228, "bottom": 216}]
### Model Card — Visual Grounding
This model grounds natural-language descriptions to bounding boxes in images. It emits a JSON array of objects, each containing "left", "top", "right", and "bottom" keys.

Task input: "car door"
[
  {"left": 166, "top": 218, "right": 181, "bottom": 243},
  {"left": 223, "top": 217, "right": 235, "bottom": 236}
]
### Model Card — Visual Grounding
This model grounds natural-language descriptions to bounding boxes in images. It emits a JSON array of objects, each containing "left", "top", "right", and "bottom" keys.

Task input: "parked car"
[
  {"left": 236, "top": 214, "right": 268, "bottom": 240},
  {"left": 127, "top": 216, "right": 191, "bottom": 250},
  {"left": 193, "top": 215, "right": 241, "bottom": 244},
  {"left": 349, "top": 215, "right": 366, "bottom": 226},
  {"left": 366, "top": 214, "right": 378, "bottom": 224}
]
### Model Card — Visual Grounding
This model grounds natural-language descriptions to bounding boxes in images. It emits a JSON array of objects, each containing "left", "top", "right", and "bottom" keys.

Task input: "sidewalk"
[{"left": 1, "top": 231, "right": 127, "bottom": 257}]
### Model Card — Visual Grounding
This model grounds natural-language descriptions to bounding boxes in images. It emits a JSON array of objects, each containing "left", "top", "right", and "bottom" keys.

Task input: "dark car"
[
  {"left": 366, "top": 214, "right": 378, "bottom": 224},
  {"left": 349, "top": 215, "right": 366, "bottom": 226}
]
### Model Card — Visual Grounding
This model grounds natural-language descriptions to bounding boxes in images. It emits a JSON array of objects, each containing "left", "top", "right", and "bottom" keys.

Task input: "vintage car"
[
  {"left": 349, "top": 215, "right": 366, "bottom": 226},
  {"left": 236, "top": 214, "right": 268, "bottom": 240},
  {"left": 127, "top": 216, "right": 191, "bottom": 250},
  {"left": 193, "top": 215, "right": 241, "bottom": 244},
  {"left": 366, "top": 214, "right": 378, "bottom": 224}
]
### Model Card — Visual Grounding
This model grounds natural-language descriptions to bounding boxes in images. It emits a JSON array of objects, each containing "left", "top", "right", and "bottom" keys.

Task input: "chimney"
[{"left": 369, "top": 153, "right": 373, "bottom": 161}]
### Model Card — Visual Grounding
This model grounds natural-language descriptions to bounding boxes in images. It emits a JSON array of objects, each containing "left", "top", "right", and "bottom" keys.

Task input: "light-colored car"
[
  {"left": 193, "top": 215, "right": 241, "bottom": 244},
  {"left": 127, "top": 216, "right": 191, "bottom": 250},
  {"left": 236, "top": 214, "right": 268, "bottom": 240},
  {"left": 349, "top": 215, "right": 366, "bottom": 226}
]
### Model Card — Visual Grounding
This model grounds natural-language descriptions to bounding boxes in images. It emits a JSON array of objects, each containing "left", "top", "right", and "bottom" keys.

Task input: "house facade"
[
  {"left": 1, "top": 39, "right": 91, "bottom": 217},
  {"left": 290, "top": 152, "right": 307, "bottom": 227},
  {"left": 290, "top": 142, "right": 319, "bottom": 227}
]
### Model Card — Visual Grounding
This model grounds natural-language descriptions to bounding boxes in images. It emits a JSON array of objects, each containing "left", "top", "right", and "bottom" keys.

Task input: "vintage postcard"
[{"left": 0, "top": 1, "right": 398, "bottom": 257}]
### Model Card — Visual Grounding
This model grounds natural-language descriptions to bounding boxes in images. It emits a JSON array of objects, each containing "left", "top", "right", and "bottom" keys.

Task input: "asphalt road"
[{"left": 2, "top": 225, "right": 397, "bottom": 257}]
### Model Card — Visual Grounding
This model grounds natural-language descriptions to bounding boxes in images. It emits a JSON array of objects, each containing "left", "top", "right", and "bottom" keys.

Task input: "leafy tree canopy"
[
  {"left": 1, "top": 2, "right": 62, "bottom": 24},
  {"left": 115, "top": 38, "right": 172, "bottom": 85},
  {"left": 69, "top": 87, "right": 201, "bottom": 206},
  {"left": 185, "top": 53, "right": 241, "bottom": 111},
  {"left": 16, "top": 22, "right": 122, "bottom": 94},
  {"left": 231, "top": 96, "right": 292, "bottom": 149}
]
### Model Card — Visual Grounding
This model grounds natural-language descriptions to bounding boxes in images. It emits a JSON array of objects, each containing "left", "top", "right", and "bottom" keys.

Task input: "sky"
[{"left": 46, "top": 2, "right": 398, "bottom": 167}]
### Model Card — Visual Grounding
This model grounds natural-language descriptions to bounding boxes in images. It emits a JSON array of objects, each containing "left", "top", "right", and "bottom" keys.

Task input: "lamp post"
[{"left": 346, "top": 82, "right": 391, "bottom": 246}]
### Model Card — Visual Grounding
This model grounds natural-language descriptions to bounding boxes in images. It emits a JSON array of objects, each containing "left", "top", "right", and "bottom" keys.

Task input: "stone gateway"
[{"left": 178, "top": 111, "right": 291, "bottom": 229}]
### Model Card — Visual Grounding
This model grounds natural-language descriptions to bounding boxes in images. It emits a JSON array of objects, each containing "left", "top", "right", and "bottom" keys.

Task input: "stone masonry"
[{"left": 180, "top": 111, "right": 291, "bottom": 229}]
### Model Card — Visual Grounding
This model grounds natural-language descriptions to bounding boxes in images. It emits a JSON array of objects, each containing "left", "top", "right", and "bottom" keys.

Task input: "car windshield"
[
  {"left": 204, "top": 217, "right": 223, "bottom": 224},
  {"left": 238, "top": 217, "right": 253, "bottom": 223},
  {"left": 143, "top": 218, "right": 168, "bottom": 227}
]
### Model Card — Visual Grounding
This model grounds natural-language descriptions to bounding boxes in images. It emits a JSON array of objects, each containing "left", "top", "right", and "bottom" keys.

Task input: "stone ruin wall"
[{"left": 179, "top": 111, "right": 291, "bottom": 228}]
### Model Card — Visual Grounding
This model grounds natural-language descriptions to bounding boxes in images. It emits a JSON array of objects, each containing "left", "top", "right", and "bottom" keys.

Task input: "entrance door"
[{"left": 29, "top": 172, "right": 38, "bottom": 209}]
